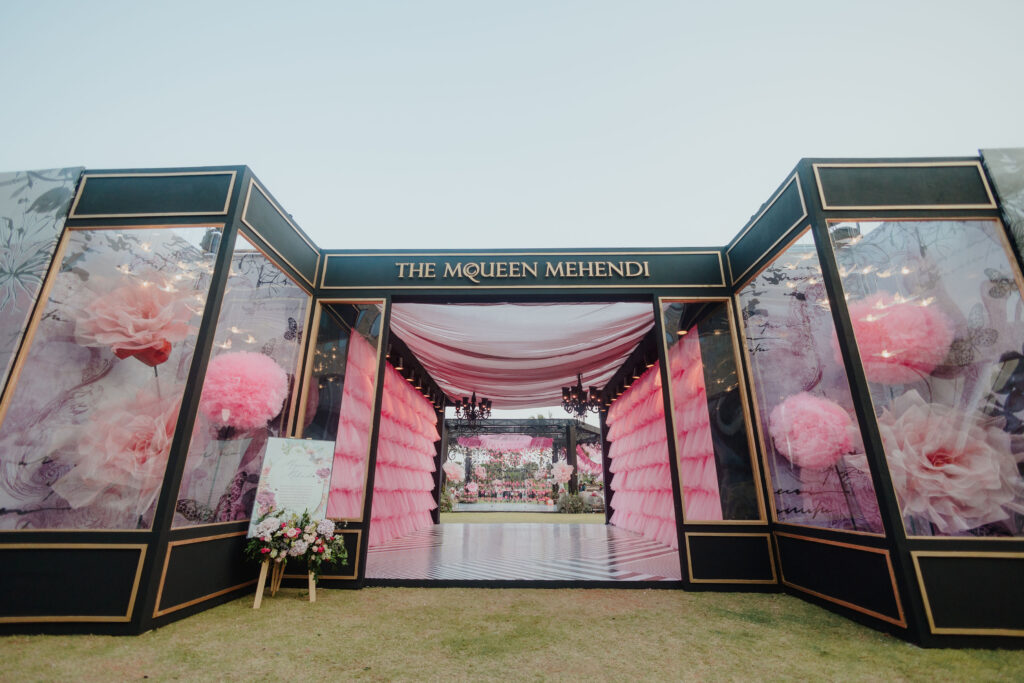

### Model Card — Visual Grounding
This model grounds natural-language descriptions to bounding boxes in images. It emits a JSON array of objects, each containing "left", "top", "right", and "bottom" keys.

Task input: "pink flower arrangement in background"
[
  {"left": 53, "top": 390, "right": 181, "bottom": 518},
  {"left": 769, "top": 392, "right": 854, "bottom": 470},
  {"left": 442, "top": 460, "right": 464, "bottom": 483},
  {"left": 74, "top": 280, "right": 193, "bottom": 367},
  {"left": 836, "top": 293, "right": 954, "bottom": 385},
  {"left": 551, "top": 461, "right": 574, "bottom": 484},
  {"left": 466, "top": 482, "right": 479, "bottom": 495},
  {"left": 198, "top": 351, "right": 289, "bottom": 431},
  {"left": 473, "top": 465, "right": 487, "bottom": 480},
  {"left": 876, "top": 390, "right": 1024, "bottom": 534}
]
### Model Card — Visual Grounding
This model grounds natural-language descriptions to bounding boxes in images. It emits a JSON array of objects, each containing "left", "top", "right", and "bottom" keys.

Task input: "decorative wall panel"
[{"left": 0, "top": 168, "right": 82, "bottom": 390}]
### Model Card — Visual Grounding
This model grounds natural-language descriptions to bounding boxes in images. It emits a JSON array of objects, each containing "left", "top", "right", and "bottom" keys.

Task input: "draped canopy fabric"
[
  {"left": 456, "top": 434, "right": 554, "bottom": 451},
  {"left": 389, "top": 303, "right": 655, "bottom": 409}
]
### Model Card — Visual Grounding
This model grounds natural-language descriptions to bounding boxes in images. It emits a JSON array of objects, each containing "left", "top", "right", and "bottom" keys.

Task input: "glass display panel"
[
  {"left": 0, "top": 226, "right": 220, "bottom": 529},
  {"left": 302, "top": 302, "right": 384, "bottom": 521},
  {"left": 661, "top": 300, "right": 760, "bottom": 520},
  {"left": 738, "top": 231, "right": 884, "bottom": 533},
  {"left": 828, "top": 220, "right": 1024, "bottom": 537},
  {"left": 174, "top": 235, "right": 311, "bottom": 527},
  {"left": 0, "top": 168, "right": 80, "bottom": 389}
]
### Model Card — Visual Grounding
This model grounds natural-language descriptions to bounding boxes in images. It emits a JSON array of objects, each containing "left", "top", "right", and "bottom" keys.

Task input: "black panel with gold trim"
[
  {"left": 321, "top": 250, "right": 725, "bottom": 291},
  {"left": 154, "top": 533, "right": 256, "bottom": 618},
  {"left": 912, "top": 552, "right": 1024, "bottom": 636},
  {"left": 775, "top": 533, "right": 905, "bottom": 627},
  {"left": 70, "top": 171, "right": 237, "bottom": 218},
  {"left": 684, "top": 533, "right": 775, "bottom": 584},
  {"left": 240, "top": 180, "right": 320, "bottom": 288},
  {"left": 725, "top": 173, "right": 807, "bottom": 285},
  {"left": 0, "top": 544, "right": 146, "bottom": 622},
  {"left": 812, "top": 161, "right": 996, "bottom": 210}
]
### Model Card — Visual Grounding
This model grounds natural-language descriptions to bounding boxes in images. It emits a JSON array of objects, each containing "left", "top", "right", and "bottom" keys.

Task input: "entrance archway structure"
[
  {"left": 308, "top": 250, "right": 774, "bottom": 591},
  {"left": 3, "top": 156, "right": 1022, "bottom": 646}
]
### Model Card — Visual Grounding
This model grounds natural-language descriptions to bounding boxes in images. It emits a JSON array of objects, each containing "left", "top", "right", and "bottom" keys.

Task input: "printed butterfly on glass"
[
  {"left": 985, "top": 268, "right": 1015, "bottom": 299},
  {"left": 986, "top": 344, "right": 1024, "bottom": 434},
  {"left": 283, "top": 317, "right": 302, "bottom": 342},
  {"left": 948, "top": 303, "right": 999, "bottom": 366}
]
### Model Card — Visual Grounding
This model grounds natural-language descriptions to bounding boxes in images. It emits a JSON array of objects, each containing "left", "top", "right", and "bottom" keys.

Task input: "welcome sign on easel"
[
  {"left": 247, "top": 437, "right": 335, "bottom": 537},
  {"left": 248, "top": 437, "right": 335, "bottom": 607}
]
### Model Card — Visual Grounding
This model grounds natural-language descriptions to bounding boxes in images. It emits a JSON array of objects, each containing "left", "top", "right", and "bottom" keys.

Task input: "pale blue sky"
[{"left": 1, "top": 1, "right": 1021, "bottom": 250}]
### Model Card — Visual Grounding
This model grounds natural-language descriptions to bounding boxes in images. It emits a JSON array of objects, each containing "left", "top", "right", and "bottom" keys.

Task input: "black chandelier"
[
  {"left": 562, "top": 373, "right": 600, "bottom": 421},
  {"left": 454, "top": 391, "right": 492, "bottom": 426}
]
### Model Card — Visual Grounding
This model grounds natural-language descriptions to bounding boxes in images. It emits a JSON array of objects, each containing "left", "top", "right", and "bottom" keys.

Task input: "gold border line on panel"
[
  {"left": 656, "top": 296, "right": 766, "bottom": 525},
  {"left": 774, "top": 532, "right": 906, "bottom": 628},
  {"left": 169, "top": 234, "right": 313, "bottom": 531},
  {"left": 299, "top": 300, "right": 387, "bottom": 525},
  {"left": 319, "top": 250, "right": 726, "bottom": 290},
  {"left": 68, "top": 171, "right": 237, "bottom": 219},
  {"left": 240, "top": 179, "right": 320, "bottom": 290},
  {"left": 287, "top": 529, "right": 363, "bottom": 581},
  {"left": 812, "top": 161, "right": 997, "bottom": 211},
  {"left": 0, "top": 543, "right": 147, "bottom": 623},
  {"left": 0, "top": 223, "right": 224, "bottom": 533},
  {"left": 153, "top": 531, "right": 254, "bottom": 618},
  {"left": 911, "top": 550, "right": 1024, "bottom": 636},
  {"left": 725, "top": 174, "right": 808, "bottom": 287},
  {"left": 684, "top": 532, "right": 776, "bottom": 584},
  {"left": 731, "top": 227, "right": 886, "bottom": 538},
  {"left": 825, "top": 217, "right": 1024, "bottom": 542}
]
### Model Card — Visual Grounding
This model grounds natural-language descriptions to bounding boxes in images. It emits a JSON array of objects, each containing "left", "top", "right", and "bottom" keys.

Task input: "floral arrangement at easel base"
[{"left": 244, "top": 509, "right": 348, "bottom": 580}]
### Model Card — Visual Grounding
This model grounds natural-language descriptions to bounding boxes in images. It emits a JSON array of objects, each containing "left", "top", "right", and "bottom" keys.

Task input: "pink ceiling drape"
[
  {"left": 456, "top": 434, "right": 555, "bottom": 451},
  {"left": 389, "top": 302, "right": 654, "bottom": 409}
]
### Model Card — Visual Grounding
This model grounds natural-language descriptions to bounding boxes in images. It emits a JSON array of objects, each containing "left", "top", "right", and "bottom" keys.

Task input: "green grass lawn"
[
  {"left": 441, "top": 511, "right": 604, "bottom": 524},
  {"left": 2, "top": 588, "right": 1022, "bottom": 681}
]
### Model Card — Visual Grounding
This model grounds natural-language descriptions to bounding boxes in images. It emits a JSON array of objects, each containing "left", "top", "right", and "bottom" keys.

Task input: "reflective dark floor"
[{"left": 366, "top": 523, "right": 682, "bottom": 581}]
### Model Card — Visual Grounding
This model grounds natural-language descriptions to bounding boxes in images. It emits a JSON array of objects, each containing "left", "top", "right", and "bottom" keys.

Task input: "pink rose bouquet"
[{"left": 245, "top": 510, "right": 348, "bottom": 580}]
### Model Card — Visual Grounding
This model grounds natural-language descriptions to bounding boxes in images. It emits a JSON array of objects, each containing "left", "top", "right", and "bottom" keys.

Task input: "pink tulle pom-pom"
[
  {"left": 199, "top": 351, "right": 289, "bottom": 430},
  {"left": 836, "top": 293, "right": 954, "bottom": 385},
  {"left": 769, "top": 392, "right": 853, "bottom": 470}
]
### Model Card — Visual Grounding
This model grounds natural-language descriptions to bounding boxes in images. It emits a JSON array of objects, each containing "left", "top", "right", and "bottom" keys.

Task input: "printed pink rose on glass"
[
  {"left": 877, "top": 390, "right": 1024, "bottom": 534},
  {"left": 75, "top": 280, "right": 193, "bottom": 367},
  {"left": 52, "top": 391, "right": 181, "bottom": 520}
]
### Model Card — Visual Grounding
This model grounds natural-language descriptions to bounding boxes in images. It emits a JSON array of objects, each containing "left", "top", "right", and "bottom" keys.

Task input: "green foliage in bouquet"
[
  {"left": 439, "top": 488, "right": 455, "bottom": 513},
  {"left": 244, "top": 509, "right": 348, "bottom": 580},
  {"left": 558, "top": 493, "right": 587, "bottom": 514}
]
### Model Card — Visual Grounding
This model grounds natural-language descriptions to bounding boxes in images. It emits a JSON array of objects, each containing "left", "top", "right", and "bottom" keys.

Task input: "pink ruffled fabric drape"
[
  {"left": 607, "top": 363, "right": 678, "bottom": 548},
  {"left": 326, "top": 333, "right": 377, "bottom": 519},
  {"left": 369, "top": 362, "right": 440, "bottom": 547},
  {"left": 668, "top": 331, "right": 723, "bottom": 520}
]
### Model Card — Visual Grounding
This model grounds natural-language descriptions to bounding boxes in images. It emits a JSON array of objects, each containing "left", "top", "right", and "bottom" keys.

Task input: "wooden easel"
[{"left": 253, "top": 559, "right": 317, "bottom": 608}]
